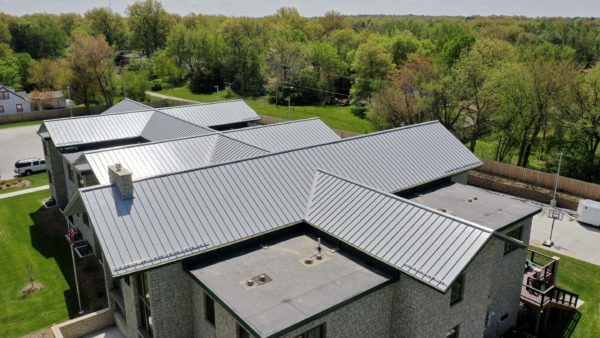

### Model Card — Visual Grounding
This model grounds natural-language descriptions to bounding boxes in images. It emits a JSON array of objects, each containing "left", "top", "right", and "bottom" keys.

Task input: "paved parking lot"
[{"left": 0, "top": 124, "right": 43, "bottom": 179}]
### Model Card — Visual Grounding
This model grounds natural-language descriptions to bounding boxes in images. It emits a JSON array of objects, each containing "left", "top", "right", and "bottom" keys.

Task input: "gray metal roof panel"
[
  {"left": 140, "top": 111, "right": 215, "bottom": 141},
  {"left": 158, "top": 100, "right": 260, "bottom": 127},
  {"left": 73, "top": 121, "right": 482, "bottom": 277},
  {"left": 41, "top": 110, "right": 155, "bottom": 147},
  {"left": 305, "top": 171, "right": 492, "bottom": 291},
  {"left": 84, "top": 134, "right": 268, "bottom": 185},
  {"left": 101, "top": 98, "right": 153, "bottom": 115},
  {"left": 224, "top": 118, "right": 340, "bottom": 152}
]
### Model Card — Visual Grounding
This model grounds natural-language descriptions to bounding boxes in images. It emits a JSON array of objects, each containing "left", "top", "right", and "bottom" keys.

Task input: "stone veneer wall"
[
  {"left": 190, "top": 280, "right": 393, "bottom": 338},
  {"left": 485, "top": 219, "right": 532, "bottom": 337},
  {"left": 147, "top": 263, "right": 194, "bottom": 338},
  {"left": 45, "top": 139, "right": 68, "bottom": 208},
  {"left": 391, "top": 239, "right": 495, "bottom": 338}
]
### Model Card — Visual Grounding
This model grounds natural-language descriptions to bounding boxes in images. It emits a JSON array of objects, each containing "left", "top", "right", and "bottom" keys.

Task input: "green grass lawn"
[
  {"left": 0, "top": 120, "right": 42, "bottom": 130},
  {"left": 474, "top": 138, "right": 546, "bottom": 170},
  {"left": 530, "top": 245, "right": 600, "bottom": 338},
  {"left": 0, "top": 190, "right": 105, "bottom": 337},
  {"left": 0, "top": 173, "right": 49, "bottom": 195},
  {"left": 152, "top": 87, "right": 375, "bottom": 134}
]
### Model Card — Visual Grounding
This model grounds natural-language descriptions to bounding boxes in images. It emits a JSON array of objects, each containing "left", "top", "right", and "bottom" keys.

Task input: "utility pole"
[
  {"left": 214, "top": 85, "right": 219, "bottom": 94},
  {"left": 67, "top": 86, "right": 73, "bottom": 118},
  {"left": 285, "top": 98, "right": 291, "bottom": 120}
]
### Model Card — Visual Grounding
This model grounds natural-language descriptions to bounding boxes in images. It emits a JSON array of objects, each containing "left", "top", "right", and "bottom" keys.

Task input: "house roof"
[
  {"left": 224, "top": 118, "right": 340, "bottom": 152},
  {"left": 39, "top": 110, "right": 156, "bottom": 147},
  {"left": 158, "top": 100, "right": 260, "bottom": 127},
  {"left": 189, "top": 234, "right": 391, "bottom": 338},
  {"left": 39, "top": 100, "right": 261, "bottom": 148},
  {"left": 101, "top": 98, "right": 152, "bottom": 115},
  {"left": 408, "top": 183, "right": 542, "bottom": 231},
  {"left": 0, "top": 85, "right": 29, "bottom": 101},
  {"left": 64, "top": 121, "right": 483, "bottom": 281},
  {"left": 28, "top": 90, "right": 64, "bottom": 100},
  {"left": 84, "top": 134, "right": 268, "bottom": 185},
  {"left": 306, "top": 171, "right": 493, "bottom": 291}
]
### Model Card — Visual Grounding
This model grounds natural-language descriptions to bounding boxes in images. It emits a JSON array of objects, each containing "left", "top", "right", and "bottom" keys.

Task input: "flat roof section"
[
  {"left": 409, "top": 183, "right": 542, "bottom": 231},
  {"left": 188, "top": 235, "right": 391, "bottom": 338}
]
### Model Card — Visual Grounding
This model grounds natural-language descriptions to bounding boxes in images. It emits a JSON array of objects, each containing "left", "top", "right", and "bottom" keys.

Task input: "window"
[
  {"left": 205, "top": 293, "right": 215, "bottom": 326},
  {"left": 447, "top": 325, "right": 459, "bottom": 338},
  {"left": 47, "top": 170, "right": 52, "bottom": 184},
  {"left": 77, "top": 173, "right": 84, "bottom": 188},
  {"left": 0, "top": 91, "right": 8, "bottom": 100},
  {"left": 33, "top": 161, "right": 39, "bottom": 166},
  {"left": 0, "top": 106, "right": 4, "bottom": 113},
  {"left": 68, "top": 165, "right": 74, "bottom": 182},
  {"left": 450, "top": 274, "right": 464, "bottom": 305},
  {"left": 504, "top": 226, "right": 523, "bottom": 255},
  {"left": 294, "top": 324, "right": 325, "bottom": 338},
  {"left": 238, "top": 325, "right": 250, "bottom": 338},
  {"left": 82, "top": 213, "right": 90, "bottom": 227},
  {"left": 40, "top": 160, "right": 45, "bottom": 165},
  {"left": 137, "top": 273, "right": 153, "bottom": 337},
  {"left": 16, "top": 103, "right": 23, "bottom": 112},
  {"left": 43, "top": 142, "right": 48, "bottom": 155}
]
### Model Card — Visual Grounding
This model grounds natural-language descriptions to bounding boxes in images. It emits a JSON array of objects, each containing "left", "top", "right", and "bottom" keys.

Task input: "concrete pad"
[
  {"left": 0, "top": 124, "right": 43, "bottom": 179},
  {"left": 82, "top": 326, "right": 125, "bottom": 338}
]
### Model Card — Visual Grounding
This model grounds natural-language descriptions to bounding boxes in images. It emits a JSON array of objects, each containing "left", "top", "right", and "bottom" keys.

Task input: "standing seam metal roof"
[
  {"left": 101, "top": 98, "right": 152, "bottom": 115},
  {"left": 66, "top": 121, "right": 482, "bottom": 278},
  {"left": 84, "top": 134, "right": 269, "bottom": 185},
  {"left": 305, "top": 171, "right": 493, "bottom": 291},
  {"left": 223, "top": 118, "right": 341, "bottom": 152},
  {"left": 139, "top": 111, "right": 216, "bottom": 141},
  {"left": 158, "top": 100, "right": 260, "bottom": 127}
]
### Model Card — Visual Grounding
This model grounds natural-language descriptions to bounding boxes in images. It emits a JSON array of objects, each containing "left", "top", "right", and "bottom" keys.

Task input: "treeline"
[{"left": 1, "top": 1, "right": 599, "bottom": 182}]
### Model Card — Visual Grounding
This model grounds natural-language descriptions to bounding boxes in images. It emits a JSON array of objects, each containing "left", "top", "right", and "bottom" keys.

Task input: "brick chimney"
[{"left": 108, "top": 163, "right": 133, "bottom": 199}]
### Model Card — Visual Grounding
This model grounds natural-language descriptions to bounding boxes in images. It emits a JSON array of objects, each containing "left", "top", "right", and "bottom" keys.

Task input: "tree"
[
  {"left": 368, "top": 55, "right": 432, "bottom": 129},
  {"left": 452, "top": 38, "right": 516, "bottom": 151},
  {"left": 9, "top": 18, "right": 68, "bottom": 59},
  {"left": 268, "top": 28, "right": 307, "bottom": 82},
  {"left": 69, "top": 34, "right": 116, "bottom": 106},
  {"left": 319, "top": 11, "right": 347, "bottom": 33},
  {"left": 85, "top": 8, "right": 128, "bottom": 49},
  {"left": 29, "top": 58, "right": 63, "bottom": 90},
  {"left": 222, "top": 19, "right": 266, "bottom": 96},
  {"left": 120, "top": 70, "right": 149, "bottom": 101},
  {"left": 127, "top": 0, "right": 172, "bottom": 56},
  {"left": 436, "top": 34, "right": 475, "bottom": 68},
  {"left": 389, "top": 31, "right": 419, "bottom": 66},
  {"left": 350, "top": 42, "right": 393, "bottom": 101}
]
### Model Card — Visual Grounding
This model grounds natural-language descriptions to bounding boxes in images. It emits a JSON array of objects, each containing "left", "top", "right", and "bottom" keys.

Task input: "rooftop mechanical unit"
[{"left": 577, "top": 199, "right": 600, "bottom": 227}]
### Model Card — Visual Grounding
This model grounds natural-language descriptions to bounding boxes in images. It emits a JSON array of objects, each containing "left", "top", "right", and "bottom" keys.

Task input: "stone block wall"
[
  {"left": 45, "top": 139, "right": 68, "bottom": 207},
  {"left": 390, "top": 240, "right": 495, "bottom": 338},
  {"left": 147, "top": 263, "right": 194, "bottom": 338},
  {"left": 485, "top": 219, "right": 532, "bottom": 337}
]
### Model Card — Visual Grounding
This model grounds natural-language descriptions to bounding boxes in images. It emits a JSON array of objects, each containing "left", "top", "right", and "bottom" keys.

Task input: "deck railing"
[
  {"left": 527, "top": 250, "right": 557, "bottom": 283},
  {"left": 522, "top": 277, "right": 579, "bottom": 309}
]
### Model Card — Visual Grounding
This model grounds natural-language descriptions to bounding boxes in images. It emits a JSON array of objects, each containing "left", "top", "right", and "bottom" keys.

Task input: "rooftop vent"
[
  {"left": 244, "top": 273, "right": 272, "bottom": 288},
  {"left": 108, "top": 163, "right": 133, "bottom": 199}
]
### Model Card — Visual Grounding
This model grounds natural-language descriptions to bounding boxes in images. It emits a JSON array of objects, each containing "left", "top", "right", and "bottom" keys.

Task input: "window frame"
[
  {"left": 0, "top": 91, "right": 8, "bottom": 100},
  {"left": 0, "top": 105, "right": 4, "bottom": 113},
  {"left": 294, "top": 323, "right": 325, "bottom": 338},
  {"left": 504, "top": 226, "right": 523, "bottom": 255},
  {"left": 16, "top": 103, "right": 23, "bottom": 112},
  {"left": 447, "top": 324, "right": 460, "bottom": 338},
  {"left": 205, "top": 293, "right": 216, "bottom": 326},
  {"left": 238, "top": 324, "right": 250, "bottom": 338},
  {"left": 450, "top": 274, "right": 464, "bottom": 306},
  {"left": 137, "top": 273, "right": 153, "bottom": 337}
]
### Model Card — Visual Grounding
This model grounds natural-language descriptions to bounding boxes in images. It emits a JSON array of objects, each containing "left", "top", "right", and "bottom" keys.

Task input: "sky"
[{"left": 1, "top": 0, "right": 599, "bottom": 18}]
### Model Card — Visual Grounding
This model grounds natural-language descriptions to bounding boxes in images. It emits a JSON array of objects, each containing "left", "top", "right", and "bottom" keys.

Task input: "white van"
[{"left": 14, "top": 158, "right": 47, "bottom": 176}]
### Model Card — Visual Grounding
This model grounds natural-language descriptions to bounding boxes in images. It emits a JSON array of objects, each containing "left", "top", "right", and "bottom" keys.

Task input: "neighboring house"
[
  {"left": 0, "top": 85, "right": 32, "bottom": 114},
  {"left": 28, "top": 90, "right": 66, "bottom": 110},
  {"left": 57, "top": 120, "right": 579, "bottom": 338}
]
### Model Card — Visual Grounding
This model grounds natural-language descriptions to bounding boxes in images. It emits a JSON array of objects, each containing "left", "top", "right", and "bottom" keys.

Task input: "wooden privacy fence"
[
  {"left": 477, "top": 158, "right": 600, "bottom": 201},
  {"left": 258, "top": 114, "right": 361, "bottom": 139}
]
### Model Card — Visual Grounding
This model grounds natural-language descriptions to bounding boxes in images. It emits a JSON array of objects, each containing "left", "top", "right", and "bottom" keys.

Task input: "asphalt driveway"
[{"left": 0, "top": 124, "right": 43, "bottom": 179}]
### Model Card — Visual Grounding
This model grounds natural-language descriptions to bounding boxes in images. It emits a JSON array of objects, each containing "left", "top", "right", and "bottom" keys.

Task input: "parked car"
[{"left": 14, "top": 158, "right": 47, "bottom": 176}]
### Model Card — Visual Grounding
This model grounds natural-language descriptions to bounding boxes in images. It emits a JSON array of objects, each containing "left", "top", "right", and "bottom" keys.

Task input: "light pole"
[
  {"left": 66, "top": 86, "right": 74, "bottom": 118},
  {"left": 214, "top": 85, "right": 219, "bottom": 95},
  {"left": 550, "top": 152, "right": 563, "bottom": 207}
]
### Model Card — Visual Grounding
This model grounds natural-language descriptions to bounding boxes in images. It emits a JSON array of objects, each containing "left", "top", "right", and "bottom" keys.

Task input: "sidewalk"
[{"left": 0, "top": 185, "right": 49, "bottom": 199}]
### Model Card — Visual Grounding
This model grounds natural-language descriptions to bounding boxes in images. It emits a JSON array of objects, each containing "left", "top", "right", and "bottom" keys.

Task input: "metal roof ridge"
[
  {"left": 223, "top": 117, "right": 322, "bottom": 133},
  {"left": 147, "top": 110, "right": 218, "bottom": 130},
  {"left": 82, "top": 132, "right": 220, "bottom": 155},
  {"left": 42, "top": 107, "right": 155, "bottom": 123},
  {"left": 76, "top": 120, "right": 448, "bottom": 192},
  {"left": 310, "top": 169, "right": 495, "bottom": 234}
]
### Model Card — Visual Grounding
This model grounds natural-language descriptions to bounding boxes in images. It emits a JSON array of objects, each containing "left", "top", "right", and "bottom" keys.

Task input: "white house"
[{"left": 0, "top": 85, "right": 32, "bottom": 114}]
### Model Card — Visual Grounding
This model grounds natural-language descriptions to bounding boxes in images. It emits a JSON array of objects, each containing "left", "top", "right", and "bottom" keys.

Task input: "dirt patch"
[
  {"left": 20, "top": 282, "right": 44, "bottom": 296},
  {"left": 0, "top": 178, "right": 31, "bottom": 191},
  {"left": 20, "top": 327, "right": 54, "bottom": 338}
]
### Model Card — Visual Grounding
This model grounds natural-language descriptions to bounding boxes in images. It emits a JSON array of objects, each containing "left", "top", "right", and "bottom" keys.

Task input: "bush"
[
  {"left": 267, "top": 70, "right": 322, "bottom": 106},
  {"left": 223, "top": 86, "right": 235, "bottom": 98}
]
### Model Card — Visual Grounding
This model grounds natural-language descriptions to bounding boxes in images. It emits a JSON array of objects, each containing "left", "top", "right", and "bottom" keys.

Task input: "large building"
[{"left": 42, "top": 100, "right": 578, "bottom": 338}]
